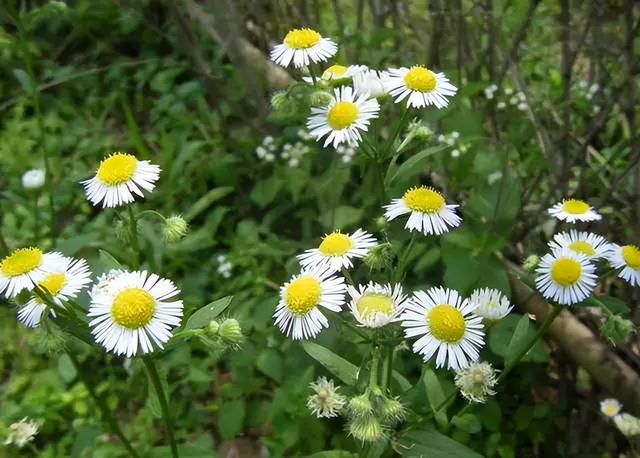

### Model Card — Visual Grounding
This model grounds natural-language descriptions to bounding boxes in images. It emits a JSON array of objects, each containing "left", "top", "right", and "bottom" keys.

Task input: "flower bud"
[
  {"left": 601, "top": 314, "right": 634, "bottom": 345},
  {"left": 163, "top": 215, "right": 188, "bottom": 242},
  {"left": 522, "top": 254, "right": 540, "bottom": 272},
  {"left": 206, "top": 319, "right": 220, "bottom": 335},
  {"left": 271, "top": 91, "right": 294, "bottom": 113},
  {"left": 348, "top": 415, "right": 385, "bottom": 443},
  {"left": 347, "top": 392, "right": 373, "bottom": 418},
  {"left": 309, "top": 90, "right": 333, "bottom": 107},
  {"left": 380, "top": 396, "right": 406, "bottom": 426},
  {"left": 219, "top": 318, "right": 243, "bottom": 344},
  {"left": 363, "top": 243, "right": 394, "bottom": 272}
]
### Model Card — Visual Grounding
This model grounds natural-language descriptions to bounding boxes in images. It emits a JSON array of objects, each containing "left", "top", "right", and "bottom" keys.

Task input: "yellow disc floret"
[
  {"left": 324, "top": 65, "right": 348, "bottom": 77},
  {"left": 356, "top": 293, "right": 393, "bottom": 318},
  {"left": 403, "top": 66, "right": 437, "bottom": 92},
  {"left": 285, "top": 276, "right": 321, "bottom": 315},
  {"left": 284, "top": 28, "right": 321, "bottom": 49},
  {"left": 428, "top": 304, "right": 465, "bottom": 343},
  {"left": 327, "top": 101, "right": 359, "bottom": 129},
  {"left": 562, "top": 199, "right": 589, "bottom": 214},
  {"left": 39, "top": 272, "right": 66, "bottom": 296},
  {"left": 96, "top": 153, "right": 137, "bottom": 186},
  {"left": 551, "top": 257, "right": 582, "bottom": 286},
  {"left": 622, "top": 245, "right": 640, "bottom": 269},
  {"left": 403, "top": 186, "right": 445, "bottom": 213},
  {"left": 569, "top": 240, "right": 595, "bottom": 257},
  {"left": 318, "top": 231, "right": 352, "bottom": 256},
  {"left": 111, "top": 287, "right": 156, "bottom": 329},
  {"left": 0, "top": 248, "right": 42, "bottom": 277}
]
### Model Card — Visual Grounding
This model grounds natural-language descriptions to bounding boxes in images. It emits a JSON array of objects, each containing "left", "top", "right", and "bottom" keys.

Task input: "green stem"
[
  {"left": 341, "top": 268, "right": 355, "bottom": 285},
  {"left": 0, "top": 230, "right": 9, "bottom": 256},
  {"left": 369, "top": 348, "right": 379, "bottom": 388},
  {"left": 33, "top": 193, "right": 39, "bottom": 244},
  {"left": 307, "top": 65, "right": 318, "bottom": 86},
  {"left": 394, "top": 233, "right": 417, "bottom": 282},
  {"left": 66, "top": 352, "right": 141, "bottom": 458},
  {"left": 127, "top": 205, "right": 140, "bottom": 269},
  {"left": 143, "top": 358, "right": 180, "bottom": 458},
  {"left": 381, "top": 107, "right": 411, "bottom": 159},
  {"left": 380, "top": 346, "right": 394, "bottom": 390},
  {"left": 373, "top": 160, "right": 387, "bottom": 205}
]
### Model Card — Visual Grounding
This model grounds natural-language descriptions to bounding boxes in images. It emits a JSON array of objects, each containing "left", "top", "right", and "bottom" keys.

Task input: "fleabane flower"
[
  {"left": 454, "top": 361, "right": 498, "bottom": 403},
  {"left": 535, "top": 248, "right": 596, "bottom": 305},
  {"left": 468, "top": 288, "right": 513, "bottom": 322},
  {"left": 81, "top": 152, "right": 160, "bottom": 208},
  {"left": 385, "top": 65, "right": 457, "bottom": 109},
  {"left": 307, "top": 86, "right": 380, "bottom": 148},
  {"left": 306, "top": 376, "right": 346, "bottom": 418},
  {"left": 548, "top": 199, "right": 602, "bottom": 223},
  {"left": 274, "top": 265, "right": 346, "bottom": 340},
  {"left": 548, "top": 230, "right": 610, "bottom": 260},
  {"left": 384, "top": 186, "right": 461, "bottom": 235},
  {"left": 88, "top": 270, "right": 183, "bottom": 357},
  {"left": 303, "top": 64, "right": 367, "bottom": 83},
  {"left": 18, "top": 256, "right": 92, "bottom": 328},
  {"left": 401, "top": 287, "right": 484, "bottom": 370},
  {"left": 600, "top": 398, "right": 622, "bottom": 418},
  {"left": 270, "top": 28, "right": 337, "bottom": 68},
  {"left": 607, "top": 244, "right": 640, "bottom": 287},
  {"left": 353, "top": 68, "right": 389, "bottom": 98},
  {"left": 0, "top": 248, "right": 66, "bottom": 298},
  {"left": 614, "top": 413, "right": 640, "bottom": 437},
  {"left": 348, "top": 282, "right": 408, "bottom": 328},
  {"left": 297, "top": 229, "right": 377, "bottom": 272}
]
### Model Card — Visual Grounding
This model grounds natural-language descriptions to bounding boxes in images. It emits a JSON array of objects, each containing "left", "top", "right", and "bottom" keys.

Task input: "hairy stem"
[{"left": 143, "top": 358, "right": 180, "bottom": 458}]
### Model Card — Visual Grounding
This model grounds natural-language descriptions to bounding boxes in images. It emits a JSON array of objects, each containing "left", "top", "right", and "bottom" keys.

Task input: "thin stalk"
[
  {"left": 127, "top": 206, "right": 140, "bottom": 269},
  {"left": 369, "top": 348, "right": 379, "bottom": 388},
  {"left": 341, "top": 268, "right": 355, "bottom": 285},
  {"left": 307, "top": 65, "right": 318, "bottom": 85},
  {"left": 0, "top": 230, "right": 9, "bottom": 256},
  {"left": 381, "top": 107, "right": 411, "bottom": 159},
  {"left": 373, "top": 160, "right": 387, "bottom": 205},
  {"left": 380, "top": 346, "right": 394, "bottom": 390},
  {"left": 143, "top": 358, "right": 180, "bottom": 458},
  {"left": 394, "top": 233, "right": 417, "bottom": 282},
  {"left": 32, "top": 194, "right": 39, "bottom": 244},
  {"left": 66, "top": 352, "right": 141, "bottom": 458}
]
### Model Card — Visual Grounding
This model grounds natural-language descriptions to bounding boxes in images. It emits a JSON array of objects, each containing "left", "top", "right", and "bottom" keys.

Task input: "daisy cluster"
[
  {"left": 256, "top": 130, "right": 314, "bottom": 168},
  {"left": 535, "top": 198, "right": 640, "bottom": 305},
  {"left": 436, "top": 131, "right": 469, "bottom": 159},
  {"left": 600, "top": 398, "right": 640, "bottom": 438},
  {"left": 484, "top": 84, "right": 527, "bottom": 112}
]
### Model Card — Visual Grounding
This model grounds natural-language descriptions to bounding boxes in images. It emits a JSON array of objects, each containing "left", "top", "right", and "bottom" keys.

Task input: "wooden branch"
[{"left": 507, "top": 265, "right": 640, "bottom": 414}]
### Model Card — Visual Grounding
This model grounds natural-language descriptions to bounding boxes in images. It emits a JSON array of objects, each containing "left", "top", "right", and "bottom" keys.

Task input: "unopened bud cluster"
[{"left": 345, "top": 388, "right": 406, "bottom": 443}]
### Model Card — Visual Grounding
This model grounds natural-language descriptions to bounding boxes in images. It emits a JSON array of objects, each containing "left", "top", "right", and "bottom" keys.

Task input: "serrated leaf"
[
  {"left": 185, "top": 296, "right": 233, "bottom": 330},
  {"left": 301, "top": 341, "right": 358, "bottom": 386}
]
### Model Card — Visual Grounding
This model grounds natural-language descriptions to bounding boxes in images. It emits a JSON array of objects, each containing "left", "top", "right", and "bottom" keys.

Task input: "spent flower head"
[
  {"left": 454, "top": 361, "right": 498, "bottom": 403},
  {"left": 4, "top": 418, "right": 39, "bottom": 448},
  {"left": 306, "top": 376, "right": 346, "bottom": 418}
]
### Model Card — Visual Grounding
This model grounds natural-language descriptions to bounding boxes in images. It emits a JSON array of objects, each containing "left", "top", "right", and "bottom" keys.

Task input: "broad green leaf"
[
  {"left": 423, "top": 367, "right": 448, "bottom": 427},
  {"left": 319, "top": 205, "right": 363, "bottom": 230},
  {"left": 71, "top": 425, "right": 100, "bottom": 458},
  {"left": 57, "top": 353, "right": 77, "bottom": 384},
  {"left": 392, "top": 370, "right": 412, "bottom": 392},
  {"left": 185, "top": 296, "right": 233, "bottom": 330},
  {"left": 386, "top": 145, "right": 446, "bottom": 186},
  {"left": 185, "top": 186, "right": 234, "bottom": 221},
  {"left": 580, "top": 295, "right": 630, "bottom": 314},
  {"left": 218, "top": 399, "right": 245, "bottom": 439},
  {"left": 452, "top": 413, "right": 482, "bottom": 434},
  {"left": 12, "top": 68, "right": 34, "bottom": 95},
  {"left": 489, "top": 314, "right": 549, "bottom": 364},
  {"left": 305, "top": 452, "right": 357, "bottom": 458},
  {"left": 146, "top": 366, "right": 169, "bottom": 419},
  {"left": 256, "top": 348, "right": 284, "bottom": 382},
  {"left": 505, "top": 314, "right": 532, "bottom": 366},
  {"left": 301, "top": 341, "right": 358, "bottom": 386},
  {"left": 396, "top": 428, "right": 483, "bottom": 458},
  {"left": 98, "top": 249, "right": 124, "bottom": 270},
  {"left": 250, "top": 176, "right": 284, "bottom": 208}
]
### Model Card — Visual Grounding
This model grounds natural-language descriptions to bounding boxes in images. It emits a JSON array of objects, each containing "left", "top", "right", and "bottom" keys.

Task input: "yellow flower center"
[
  {"left": 428, "top": 304, "right": 465, "bottom": 343},
  {"left": 38, "top": 272, "right": 66, "bottom": 298},
  {"left": 622, "top": 245, "right": 640, "bottom": 269},
  {"left": 403, "top": 66, "right": 437, "bottom": 92},
  {"left": 403, "top": 186, "right": 445, "bottom": 213},
  {"left": 550, "top": 257, "right": 582, "bottom": 286},
  {"left": 327, "top": 101, "right": 359, "bottom": 129},
  {"left": 285, "top": 276, "right": 321, "bottom": 315},
  {"left": 283, "top": 28, "right": 321, "bottom": 49},
  {"left": 568, "top": 240, "right": 595, "bottom": 257},
  {"left": 318, "top": 232, "right": 352, "bottom": 256},
  {"left": 356, "top": 293, "right": 393, "bottom": 318},
  {"left": 96, "top": 153, "right": 137, "bottom": 185},
  {"left": 0, "top": 248, "right": 42, "bottom": 277},
  {"left": 562, "top": 199, "right": 589, "bottom": 214},
  {"left": 111, "top": 287, "right": 156, "bottom": 329},
  {"left": 603, "top": 404, "right": 619, "bottom": 416},
  {"left": 324, "top": 65, "right": 348, "bottom": 77}
]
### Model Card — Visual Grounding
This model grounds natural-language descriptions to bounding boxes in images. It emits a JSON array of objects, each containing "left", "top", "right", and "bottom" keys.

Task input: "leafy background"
[{"left": 0, "top": 1, "right": 639, "bottom": 457}]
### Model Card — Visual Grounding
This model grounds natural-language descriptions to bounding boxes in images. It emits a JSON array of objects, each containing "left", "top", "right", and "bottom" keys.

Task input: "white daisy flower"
[
  {"left": 614, "top": 413, "right": 640, "bottom": 437},
  {"left": 353, "top": 68, "right": 389, "bottom": 98},
  {"left": 270, "top": 28, "right": 337, "bottom": 68},
  {"left": 306, "top": 376, "right": 346, "bottom": 418},
  {"left": 307, "top": 86, "right": 380, "bottom": 148},
  {"left": 297, "top": 229, "right": 377, "bottom": 272},
  {"left": 88, "top": 270, "right": 183, "bottom": 357},
  {"left": 384, "top": 65, "right": 457, "bottom": 109},
  {"left": 81, "top": 152, "right": 160, "bottom": 208},
  {"left": 468, "top": 288, "right": 513, "bottom": 322},
  {"left": 548, "top": 199, "right": 602, "bottom": 223},
  {"left": 548, "top": 230, "right": 610, "bottom": 260},
  {"left": 0, "top": 248, "right": 67, "bottom": 298},
  {"left": 400, "top": 287, "right": 484, "bottom": 370},
  {"left": 348, "top": 282, "right": 408, "bottom": 328},
  {"left": 274, "top": 265, "right": 346, "bottom": 340},
  {"left": 535, "top": 248, "right": 597, "bottom": 305},
  {"left": 607, "top": 244, "right": 640, "bottom": 287},
  {"left": 18, "top": 256, "right": 92, "bottom": 328},
  {"left": 302, "top": 64, "right": 367, "bottom": 83},
  {"left": 384, "top": 186, "right": 461, "bottom": 235},
  {"left": 600, "top": 398, "right": 622, "bottom": 418}
]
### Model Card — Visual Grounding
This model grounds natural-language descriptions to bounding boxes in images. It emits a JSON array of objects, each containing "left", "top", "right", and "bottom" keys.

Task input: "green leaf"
[
  {"left": 505, "top": 314, "right": 532, "bottom": 366},
  {"left": 256, "top": 348, "right": 284, "bottom": 383},
  {"left": 319, "top": 205, "right": 363, "bottom": 230},
  {"left": 304, "top": 452, "right": 357, "bottom": 458},
  {"left": 12, "top": 68, "right": 35, "bottom": 95},
  {"left": 185, "top": 296, "right": 233, "bottom": 330},
  {"left": 580, "top": 295, "right": 630, "bottom": 314},
  {"left": 98, "top": 249, "right": 125, "bottom": 270},
  {"left": 452, "top": 413, "right": 482, "bottom": 434},
  {"left": 489, "top": 314, "right": 549, "bottom": 364},
  {"left": 397, "top": 428, "right": 483, "bottom": 458},
  {"left": 301, "top": 341, "right": 358, "bottom": 386},
  {"left": 57, "top": 354, "right": 77, "bottom": 384},
  {"left": 423, "top": 368, "right": 448, "bottom": 427},
  {"left": 185, "top": 187, "right": 234, "bottom": 222},
  {"left": 386, "top": 145, "right": 447, "bottom": 186},
  {"left": 250, "top": 176, "right": 284, "bottom": 208},
  {"left": 392, "top": 370, "right": 412, "bottom": 392},
  {"left": 146, "top": 366, "right": 169, "bottom": 419},
  {"left": 218, "top": 399, "right": 245, "bottom": 439}
]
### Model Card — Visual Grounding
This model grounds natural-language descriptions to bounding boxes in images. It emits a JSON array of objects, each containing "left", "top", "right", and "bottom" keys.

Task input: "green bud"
[
  {"left": 601, "top": 314, "right": 634, "bottom": 344},
  {"left": 364, "top": 242, "right": 394, "bottom": 272},
  {"left": 219, "top": 318, "right": 243, "bottom": 344},
  {"left": 271, "top": 91, "right": 294, "bottom": 113},
  {"left": 207, "top": 320, "right": 220, "bottom": 335},
  {"left": 380, "top": 396, "right": 406, "bottom": 426},
  {"left": 163, "top": 215, "right": 188, "bottom": 242},
  {"left": 347, "top": 392, "right": 373, "bottom": 418},
  {"left": 309, "top": 90, "right": 333, "bottom": 107},
  {"left": 522, "top": 254, "right": 540, "bottom": 272},
  {"left": 374, "top": 216, "right": 389, "bottom": 232},
  {"left": 407, "top": 120, "right": 432, "bottom": 141},
  {"left": 348, "top": 415, "right": 385, "bottom": 443}
]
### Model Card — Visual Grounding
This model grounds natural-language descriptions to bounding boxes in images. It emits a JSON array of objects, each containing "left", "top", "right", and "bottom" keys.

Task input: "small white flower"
[
  {"left": 614, "top": 413, "right": 640, "bottom": 437},
  {"left": 548, "top": 199, "right": 602, "bottom": 223},
  {"left": 384, "top": 186, "right": 461, "bottom": 236},
  {"left": 297, "top": 229, "right": 377, "bottom": 272},
  {"left": 589, "top": 83, "right": 600, "bottom": 94},
  {"left": 548, "top": 230, "right": 610, "bottom": 260},
  {"left": 600, "top": 398, "right": 622, "bottom": 418},
  {"left": 454, "top": 361, "right": 498, "bottom": 403},
  {"left": 607, "top": 244, "right": 640, "bottom": 287},
  {"left": 451, "top": 149, "right": 460, "bottom": 158},
  {"left": 352, "top": 68, "right": 389, "bottom": 98},
  {"left": 401, "top": 287, "right": 484, "bottom": 370},
  {"left": 497, "top": 101, "right": 506, "bottom": 110},
  {"left": 3, "top": 418, "right": 38, "bottom": 448},
  {"left": 535, "top": 248, "right": 596, "bottom": 305},
  {"left": 468, "top": 288, "right": 512, "bottom": 322},
  {"left": 0, "top": 248, "right": 67, "bottom": 298},
  {"left": 81, "top": 152, "right": 160, "bottom": 208},
  {"left": 385, "top": 65, "right": 457, "bottom": 109},
  {"left": 504, "top": 87, "right": 514, "bottom": 95},
  {"left": 348, "top": 282, "right": 409, "bottom": 328},
  {"left": 307, "top": 376, "right": 346, "bottom": 418},
  {"left": 274, "top": 265, "right": 346, "bottom": 340},
  {"left": 517, "top": 103, "right": 527, "bottom": 111},
  {"left": 270, "top": 28, "right": 337, "bottom": 68},
  {"left": 578, "top": 80, "right": 588, "bottom": 89},
  {"left": 451, "top": 131, "right": 460, "bottom": 139},
  {"left": 22, "top": 169, "right": 45, "bottom": 190}
]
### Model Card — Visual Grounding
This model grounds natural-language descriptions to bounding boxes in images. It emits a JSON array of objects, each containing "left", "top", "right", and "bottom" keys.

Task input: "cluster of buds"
[{"left": 345, "top": 387, "right": 406, "bottom": 443}]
